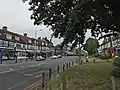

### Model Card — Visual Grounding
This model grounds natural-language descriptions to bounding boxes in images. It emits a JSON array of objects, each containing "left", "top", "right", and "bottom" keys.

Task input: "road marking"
[
  {"left": 9, "top": 68, "right": 13, "bottom": 71},
  {"left": 24, "top": 74, "right": 33, "bottom": 77},
  {"left": 24, "top": 80, "right": 41, "bottom": 90},
  {"left": 35, "top": 74, "right": 42, "bottom": 78},
  {"left": 0, "top": 68, "right": 19, "bottom": 74},
  {"left": 8, "top": 80, "right": 27, "bottom": 90}
]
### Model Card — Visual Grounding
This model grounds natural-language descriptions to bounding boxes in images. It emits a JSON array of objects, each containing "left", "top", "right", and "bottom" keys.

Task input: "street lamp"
[
  {"left": 78, "top": 36, "right": 84, "bottom": 65},
  {"left": 34, "top": 29, "right": 42, "bottom": 60}
]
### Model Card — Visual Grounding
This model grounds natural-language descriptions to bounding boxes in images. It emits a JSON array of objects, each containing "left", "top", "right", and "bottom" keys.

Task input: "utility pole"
[
  {"left": 78, "top": 36, "right": 81, "bottom": 65},
  {"left": 34, "top": 30, "right": 37, "bottom": 61},
  {"left": 34, "top": 29, "right": 42, "bottom": 61}
]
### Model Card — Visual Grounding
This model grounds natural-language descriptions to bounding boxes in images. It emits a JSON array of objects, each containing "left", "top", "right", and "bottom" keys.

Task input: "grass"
[{"left": 46, "top": 62, "right": 120, "bottom": 90}]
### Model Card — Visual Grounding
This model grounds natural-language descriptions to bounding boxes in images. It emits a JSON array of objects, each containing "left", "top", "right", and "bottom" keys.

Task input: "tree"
[
  {"left": 23, "top": 0, "right": 120, "bottom": 47},
  {"left": 84, "top": 38, "right": 99, "bottom": 55}
]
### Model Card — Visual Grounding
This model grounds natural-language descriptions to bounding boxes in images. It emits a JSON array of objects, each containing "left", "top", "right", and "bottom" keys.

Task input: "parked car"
[
  {"left": 51, "top": 55, "right": 58, "bottom": 59},
  {"left": 36, "top": 56, "right": 45, "bottom": 61},
  {"left": 57, "top": 55, "right": 62, "bottom": 58}
]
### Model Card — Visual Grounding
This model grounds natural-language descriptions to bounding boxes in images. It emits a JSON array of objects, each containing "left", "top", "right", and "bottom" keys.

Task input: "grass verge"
[{"left": 47, "top": 62, "right": 120, "bottom": 90}]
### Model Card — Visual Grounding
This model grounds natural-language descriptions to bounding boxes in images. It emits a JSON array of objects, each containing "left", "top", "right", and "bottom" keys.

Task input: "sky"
[{"left": 0, "top": 0, "right": 92, "bottom": 45}]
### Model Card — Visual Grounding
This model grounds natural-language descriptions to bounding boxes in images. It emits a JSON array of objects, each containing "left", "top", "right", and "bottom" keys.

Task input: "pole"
[
  {"left": 116, "top": 34, "right": 119, "bottom": 56},
  {"left": 78, "top": 37, "right": 81, "bottom": 65},
  {"left": 34, "top": 30, "right": 37, "bottom": 61},
  {"left": 111, "top": 76, "right": 116, "bottom": 90}
]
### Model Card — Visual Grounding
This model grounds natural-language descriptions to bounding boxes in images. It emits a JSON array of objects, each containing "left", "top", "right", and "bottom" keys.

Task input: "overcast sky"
[{"left": 0, "top": 0, "right": 92, "bottom": 45}]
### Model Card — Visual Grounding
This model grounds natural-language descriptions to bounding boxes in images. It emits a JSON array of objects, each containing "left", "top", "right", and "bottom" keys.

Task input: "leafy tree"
[
  {"left": 84, "top": 38, "right": 99, "bottom": 55},
  {"left": 23, "top": 0, "right": 120, "bottom": 47}
]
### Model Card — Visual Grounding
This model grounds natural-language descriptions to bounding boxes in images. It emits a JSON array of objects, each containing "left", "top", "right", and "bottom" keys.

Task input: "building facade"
[{"left": 0, "top": 26, "right": 53, "bottom": 60}]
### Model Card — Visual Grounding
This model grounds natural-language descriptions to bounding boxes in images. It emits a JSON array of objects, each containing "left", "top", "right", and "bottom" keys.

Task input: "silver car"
[{"left": 36, "top": 56, "right": 45, "bottom": 61}]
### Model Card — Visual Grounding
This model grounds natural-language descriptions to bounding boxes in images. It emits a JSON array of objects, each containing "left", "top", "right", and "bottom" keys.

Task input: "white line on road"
[
  {"left": 0, "top": 68, "right": 19, "bottom": 74},
  {"left": 23, "top": 74, "right": 33, "bottom": 77},
  {"left": 35, "top": 74, "right": 42, "bottom": 78},
  {"left": 8, "top": 80, "right": 27, "bottom": 90}
]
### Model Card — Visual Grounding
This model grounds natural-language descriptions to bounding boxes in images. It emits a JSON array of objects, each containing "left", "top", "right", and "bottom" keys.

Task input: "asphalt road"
[{"left": 0, "top": 56, "right": 76, "bottom": 90}]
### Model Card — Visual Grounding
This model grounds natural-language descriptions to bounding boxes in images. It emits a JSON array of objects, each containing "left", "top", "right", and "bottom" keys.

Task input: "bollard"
[
  {"left": 41, "top": 72, "right": 45, "bottom": 89},
  {"left": 62, "top": 64, "right": 65, "bottom": 71},
  {"left": 57, "top": 66, "right": 60, "bottom": 74},
  {"left": 0, "top": 60, "right": 2, "bottom": 64},
  {"left": 66, "top": 63, "right": 68, "bottom": 69},
  {"left": 69, "top": 62, "right": 71, "bottom": 68},
  {"left": 48, "top": 68, "right": 52, "bottom": 79},
  {"left": 72, "top": 61, "right": 74, "bottom": 66},
  {"left": 93, "top": 59, "right": 95, "bottom": 63},
  {"left": 15, "top": 59, "right": 17, "bottom": 63}
]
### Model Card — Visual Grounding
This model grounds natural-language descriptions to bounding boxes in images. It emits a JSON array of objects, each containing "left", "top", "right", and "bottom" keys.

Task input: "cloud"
[{"left": 0, "top": 0, "right": 62, "bottom": 45}]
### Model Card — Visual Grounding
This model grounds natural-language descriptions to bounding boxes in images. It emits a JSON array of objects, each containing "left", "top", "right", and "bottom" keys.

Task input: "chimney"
[
  {"left": 38, "top": 37, "right": 41, "bottom": 40},
  {"left": 24, "top": 33, "right": 27, "bottom": 37},
  {"left": 2, "top": 26, "right": 7, "bottom": 31}
]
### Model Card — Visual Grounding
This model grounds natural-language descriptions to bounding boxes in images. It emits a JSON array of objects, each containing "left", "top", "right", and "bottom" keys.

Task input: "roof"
[{"left": 0, "top": 29, "right": 32, "bottom": 44}]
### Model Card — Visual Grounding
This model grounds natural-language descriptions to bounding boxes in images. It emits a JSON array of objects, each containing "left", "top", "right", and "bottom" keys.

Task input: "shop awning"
[
  {"left": 26, "top": 50, "right": 35, "bottom": 54},
  {"left": 36, "top": 50, "right": 40, "bottom": 54}
]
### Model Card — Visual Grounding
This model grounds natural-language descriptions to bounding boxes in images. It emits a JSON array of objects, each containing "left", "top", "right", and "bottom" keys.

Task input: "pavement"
[{"left": 0, "top": 56, "right": 77, "bottom": 90}]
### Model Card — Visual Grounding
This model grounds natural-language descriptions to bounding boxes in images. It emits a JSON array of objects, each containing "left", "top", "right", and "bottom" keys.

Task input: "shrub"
[
  {"left": 111, "top": 67, "right": 120, "bottom": 78},
  {"left": 98, "top": 55, "right": 111, "bottom": 60},
  {"left": 94, "top": 53, "right": 100, "bottom": 57},
  {"left": 111, "top": 57, "right": 120, "bottom": 78}
]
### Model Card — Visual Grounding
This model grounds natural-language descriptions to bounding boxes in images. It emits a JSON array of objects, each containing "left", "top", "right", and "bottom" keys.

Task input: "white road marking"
[
  {"left": 23, "top": 74, "right": 33, "bottom": 77},
  {"left": 0, "top": 68, "right": 19, "bottom": 74},
  {"left": 35, "top": 74, "right": 42, "bottom": 78},
  {"left": 9, "top": 68, "right": 13, "bottom": 71},
  {"left": 0, "top": 63, "right": 43, "bottom": 74},
  {"left": 8, "top": 80, "right": 27, "bottom": 90}
]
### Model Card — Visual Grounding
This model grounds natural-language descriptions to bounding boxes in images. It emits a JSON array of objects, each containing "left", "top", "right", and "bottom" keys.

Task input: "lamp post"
[
  {"left": 34, "top": 29, "right": 42, "bottom": 61},
  {"left": 78, "top": 36, "right": 84, "bottom": 65},
  {"left": 78, "top": 37, "right": 81, "bottom": 65}
]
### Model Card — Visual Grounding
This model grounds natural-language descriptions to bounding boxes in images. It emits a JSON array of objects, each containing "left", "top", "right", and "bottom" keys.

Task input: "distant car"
[
  {"left": 36, "top": 56, "right": 45, "bottom": 61},
  {"left": 57, "top": 55, "right": 62, "bottom": 58},
  {"left": 114, "top": 56, "right": 119, "bottom": 65},
  {"left": 51, "top": 55, "right": 58, "bottom": 59}
]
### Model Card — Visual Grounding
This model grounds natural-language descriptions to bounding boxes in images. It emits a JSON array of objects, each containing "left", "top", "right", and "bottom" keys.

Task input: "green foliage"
[
  {"left": 111, "top": 57, "right": 120, "bottom": 78},
  {"left": 48, "top": 62, "right": 113, "bottom": 90},
  {"left": 94, "top": 53, "right": 100, "bottom": 57},
  {"left": 98, "top": 55, "right": 111, "bottom": 60},
  {"left": 23, "top": 0, "right": 120, "bottom": 47},
  {"left": 84, "top": 38, "right": 99, "bottom": 55}
]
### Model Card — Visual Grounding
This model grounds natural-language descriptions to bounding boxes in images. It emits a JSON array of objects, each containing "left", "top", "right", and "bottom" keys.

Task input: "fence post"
[
  {"left": 48, "top": 68, "right": 52, "bottom": 80},
  {"left": 41, "top": 72, "right": 45, "bottom": 90},
  {"left": 69, "top": 62, "right": 71, "bottom": 68},
  {"left": 72, "top": 61, "right": 74, "bottom": 66},
  {"left": 57, "top": 66, "right": 60, "bottom": 74},
  {"left": 63, "top": 64, "right": 65, "bottom": 71},
  {"left": 66, "top": 63, "right": 68, "bottom": 69},
  {"left": 111, "top": 76, "right": 116, "bottom": 90}
]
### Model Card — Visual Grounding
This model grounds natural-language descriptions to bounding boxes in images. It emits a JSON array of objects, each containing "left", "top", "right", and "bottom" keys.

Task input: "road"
[{"left": 0, "top": 56, "right": 76, "bottom": 90}]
